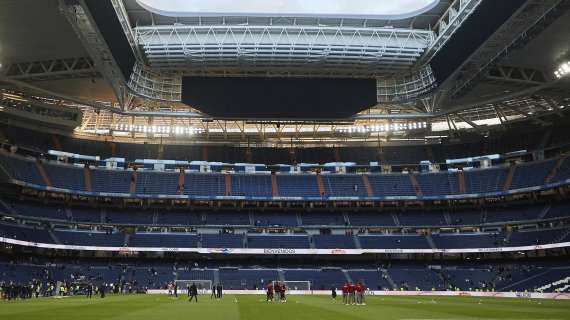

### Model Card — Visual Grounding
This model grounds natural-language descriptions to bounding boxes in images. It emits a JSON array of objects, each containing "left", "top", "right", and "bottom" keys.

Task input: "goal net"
[
  {"left": 273, "top": 281, "right": 311, "bottom": 291},
  {"left": 175, "top": 280, "right": 213, "bottom": 294}
]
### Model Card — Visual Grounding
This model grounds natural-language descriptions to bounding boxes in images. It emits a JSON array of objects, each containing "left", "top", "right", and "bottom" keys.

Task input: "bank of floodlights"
[
  {"left": 114, "top": 124, "right": 204, "bottom": 135},
  {"left": 554, "top": 61, "right": 570, "bottom": 79},
  {"left": 337, "top": 122, "right": 428, "bottom": 134}
]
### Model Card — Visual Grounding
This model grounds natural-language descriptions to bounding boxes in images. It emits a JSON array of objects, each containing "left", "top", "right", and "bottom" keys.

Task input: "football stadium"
[{"left": 1, "top": 0, "right": 570, "bottom": 318}]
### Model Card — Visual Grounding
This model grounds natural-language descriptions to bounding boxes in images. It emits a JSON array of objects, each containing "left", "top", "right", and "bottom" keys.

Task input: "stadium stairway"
[
  {"left": 425, "top": 234, "right": 437, "bottom": 249},
  {"left": 296, "top": 213, "right": 303, "bottom": 226},
  {"left": 47, "top": 229, "right": 62, "bottom": 245},
  {"left": 316, "top": 173, "right": 326, "bottom": 198},
  {"left": 545, "top": 157, "right": 566, "bottom": 184},
  {"left": 457, "top": 171, "right": 466, "bottom": 193},
  {"left": 278, "top": 270, "right": 286, "bottom": 282},
  {"left": 342, "top": 270, "right": 353, "bottom": 283},
  {"left": 0, "top": 199, "right": 16, "bottom": 215},
  {"left": 225, "top": 175, "right": 232, "bottom": 196},
  {"left": 504, "top": 165, "right": 516, "bottom": 191},
  {"left": 443, "top": 212, "right": 452, "bottom": 225},
  {"left": 392, "top": 213, "right": 401, "bottom": 226},
  {"left": 504, "top": 228, "right": 514, "bottom": 244},
  {"left": 538, "top": 204, "right": 551, "bottom": 220},
  {"left": 342, "top": 212, "right": 350, "bottom": 225},
  {"left": 101, "top": 209, "right": 107, "bottom": 224},
  {"left": 353, "top": 235, "right": 362, "bottom": 249},
  {"left": 214, "top": 269, "right": 220, "bottom": 286},
  {"left": 129, "top": 171, "right": 137, "bottom": 194},
  {"left": 83, "top": 166, "right": 92, "bottom": 192},
  {"left": 177, "top": 169, "right": 185, "bottom": 194},
  {"left": 382, "top": 269, "right": 397, "bottom": 290},
  {"left": 499, "top": 269, "right": 553, "bottom": 292},
  {"left": 35, "top": 160, "right": 52, "bottom": 187},
  {"left": 65, "top": 207, "right": 73, "bottom": 220},
  {"left": 361, "top": 175, "right": 374, "bottom": 197},
  {"left": 409, "top": 175, "right": 423, "bottom": 197},
  {"left": 536, "top": 276, "right": 570, "bottom": 292},
  {"left": 271, "top": 174, "right": 279, "bottom": 197},
  {"left": 309, "top": 236, "right": 315, "bottom": 249}
]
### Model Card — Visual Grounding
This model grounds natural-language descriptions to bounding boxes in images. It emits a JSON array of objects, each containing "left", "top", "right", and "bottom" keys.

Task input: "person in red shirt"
[
  {"left": 342, "top": 282, "right": 349, "bottom": 305},
  {"left": 355, "top": 282, "right": 364, "bottom": 305},
  {"left": 280, "top": 282, "right": 287, "bottom": 303},
  {"left": 266, "top": 281, "right": 274, "bottom": 302},
  {"left": 348, "top": 282, "right": 356, "bottom": 305}
]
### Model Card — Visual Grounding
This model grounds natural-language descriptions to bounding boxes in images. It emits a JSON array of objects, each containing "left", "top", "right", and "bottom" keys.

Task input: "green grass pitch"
[{"left": 1, "top": 294, "right": 569, "bottom": 320}]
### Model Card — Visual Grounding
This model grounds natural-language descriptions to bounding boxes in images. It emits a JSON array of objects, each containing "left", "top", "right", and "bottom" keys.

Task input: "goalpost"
[{"left": 174, "top": 280, "right": 213, "bottom": 294}]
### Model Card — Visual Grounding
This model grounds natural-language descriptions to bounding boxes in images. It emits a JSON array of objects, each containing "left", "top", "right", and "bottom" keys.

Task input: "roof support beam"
[{"left": 0, "top": 57, "right": 99, "bottom": 81}]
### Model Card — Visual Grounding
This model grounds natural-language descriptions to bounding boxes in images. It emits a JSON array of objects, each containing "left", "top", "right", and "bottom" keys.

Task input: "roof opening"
[{"left": 136, "top": 0, "right": 440, "bottom": 20}]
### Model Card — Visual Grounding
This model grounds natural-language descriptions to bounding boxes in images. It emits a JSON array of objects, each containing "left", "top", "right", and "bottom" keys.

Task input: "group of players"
[
  {"left": 341, "top": 282, "right": 367, "bottom": 305},
  {"left": 265, "top": 281, "right": 287, "bottom": 303}
]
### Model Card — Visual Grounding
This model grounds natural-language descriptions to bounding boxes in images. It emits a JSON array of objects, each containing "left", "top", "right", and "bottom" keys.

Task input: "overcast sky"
[{"left": 137, "top": 0, "right": 439, "bottom": 18}]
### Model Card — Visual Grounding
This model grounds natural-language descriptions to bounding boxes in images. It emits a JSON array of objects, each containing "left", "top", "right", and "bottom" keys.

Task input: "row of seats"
[
  {"left": 0, "top": 198, "right": 570, "bottom": 228},
  {"left": 2, "top": 151, "right": 570, "bottom": 199},
  {"left": 2, "top": 223, "right": 568, "bottom": 249},
  {"left": 3, "top": 198, "right": 568, "bottom": 226},
  {"left": 1, "top": 259, "right": 568, "bottom": 292}
]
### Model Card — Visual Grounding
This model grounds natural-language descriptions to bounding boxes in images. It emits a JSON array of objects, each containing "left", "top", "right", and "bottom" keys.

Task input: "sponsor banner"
[
  {"left": 145, "top": 289, "right": 570, "bottom": 299},
  {"left": 1, "top": 237, "right": 569, "bottom": 255}
]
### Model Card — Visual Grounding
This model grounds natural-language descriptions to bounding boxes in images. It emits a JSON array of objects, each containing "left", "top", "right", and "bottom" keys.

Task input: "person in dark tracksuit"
[{"left": 188, "top": 283, "right": 198, "bottom": 303}]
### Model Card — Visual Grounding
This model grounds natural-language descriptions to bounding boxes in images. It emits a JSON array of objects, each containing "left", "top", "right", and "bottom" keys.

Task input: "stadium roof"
[
  {"left": 0, "top": 0, "right": 569, "bottom": 146},
  {"left": 136, "top": 0, "right": 440, "bottom": 20}
]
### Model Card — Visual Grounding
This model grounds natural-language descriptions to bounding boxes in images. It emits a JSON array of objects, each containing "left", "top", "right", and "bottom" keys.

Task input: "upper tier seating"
[
  {"left": 415, "top": 172, "right": 459, "bottom": 196},
  {"left": 45, "top": 163, "right": 86, "bottom": 191},
  {"left": 184, "top": 173, "right": 226, "bottom": 197},
  {"left": 276, "top": 175, "right": 320, "bottom": 198},
  {"left": 1, "top": 151, "right": 570, "bottom": 200},
  {"left": 231, "top": 174, "right": 273, "bottom": 197},
  {"left": 0, "top": 152, "right": 44, "bottom": 185},
  {"left": 553, "top": 157, "right": 570, "bottom": 182},
  {"left": 510, "top": 159, "right": 556, "bottom": 190},
  {"left": 367, "top": 174, "right": 416, "bottom": 197},
  {"left": 91, "top": 168, "right": 132, "bottom": 194},
  {"left": 322, "top": 174, "right": 369, "bottom": 197},
  {"left": 464, "top": 167, "right": 508, "bottom": 194},
  {"left": 248, "top": 235, "right": 310, "bottom": 249},
  {"left": 135, "top": 171, "right": 179, "bottom": 195}
]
